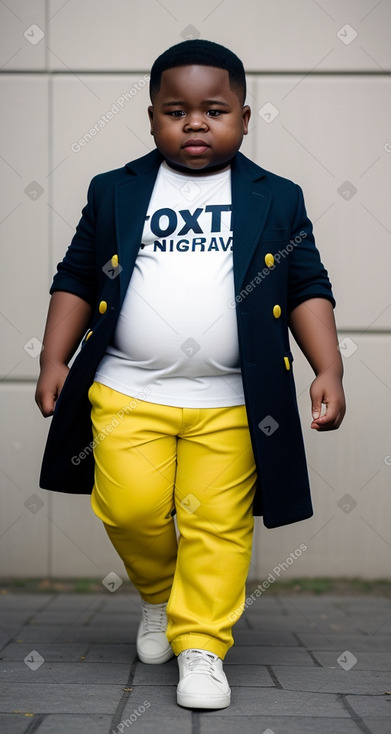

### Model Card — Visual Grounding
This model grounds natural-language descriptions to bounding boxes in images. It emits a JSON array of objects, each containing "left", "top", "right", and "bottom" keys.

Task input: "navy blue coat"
[{"left": 39, "top": 149, "right": 335, "bottom": 528}]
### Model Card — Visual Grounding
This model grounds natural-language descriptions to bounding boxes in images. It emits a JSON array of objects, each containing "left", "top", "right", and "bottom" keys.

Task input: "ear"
[
  {"left": 148, "top": 105, "right": 154, "bottom": 135},
  {"left": 242, "top": 105, "right": 251, "bottom": 135}
]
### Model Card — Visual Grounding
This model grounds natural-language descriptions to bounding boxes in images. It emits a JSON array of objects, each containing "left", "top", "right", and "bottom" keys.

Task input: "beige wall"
[{"left": 1, "top": 0, "right": 390, "bottom": 580}]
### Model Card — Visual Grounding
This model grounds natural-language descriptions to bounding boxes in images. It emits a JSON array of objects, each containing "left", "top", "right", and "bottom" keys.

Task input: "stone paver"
[
  {"left": 0, "top": 714, "right": 34, "bottom": 734},
  {"left": 272, "top": 666, "right": 391, "bottom": 694},
  {"left": 0, "top": 642, "right": 89, "bottom": 661},
  {"left": 361, "top": 720, "right": 391, "bottom": 734},
  {"left": 313, "top": 650, "right": 391, "bottom": 670},
  {"left": 297, "top": 631, "right": 391, "bottom": 651},
  {"left": 26, "top": 714, "right": 112, "bottom": 734},
  {"left": 345, "top": 694, "right": 391, "bottom": 718},
  {"left": 0, "top": 591, "right": 390, "bottom": 733},
  {"left": 198, "top": 716, "right": 362, "bottom": 734},
  {"left": 0, "top": 683, "right": 124, "bottom": 714},
  {"left": 83, "top": 643, "right": 137, "bottom": 662},
  {"left": 0, "top": 661, "right": 132, "bottom": 684}
]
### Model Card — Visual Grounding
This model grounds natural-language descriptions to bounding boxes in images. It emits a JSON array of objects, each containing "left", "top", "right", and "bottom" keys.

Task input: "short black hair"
[{"left": 150, "top": 39, "right": 246, "bottom": 105}]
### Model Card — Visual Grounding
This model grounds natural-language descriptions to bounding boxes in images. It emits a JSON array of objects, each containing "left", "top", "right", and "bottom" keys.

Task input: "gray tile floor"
[{"left": 1, "top": 592, "right": 390, "bottom": 733}]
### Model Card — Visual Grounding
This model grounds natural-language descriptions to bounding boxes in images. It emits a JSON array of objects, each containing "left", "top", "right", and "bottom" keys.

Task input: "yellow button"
[
  {"left": 99, "top": 300, "right": 107, "bottom": 314},
  {"left": 111, "top": 254, "right": 119, "bottom": 268},
  {"left": 85, "top": 330, "right": 93, "bottom": 341},
  {"left": 265, "top": 253, "right": 274, "bottom": 268},
  {"left": 284, "top": 356, "right": 291, "bottom": 370},
  {"left": 273, "top": 304, "right": 281, "bottom": 319}
]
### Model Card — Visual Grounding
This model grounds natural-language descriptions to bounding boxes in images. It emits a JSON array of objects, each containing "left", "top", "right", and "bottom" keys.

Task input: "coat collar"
[{"left": 116, "top": 149, "right": 273, "bottom": 300}]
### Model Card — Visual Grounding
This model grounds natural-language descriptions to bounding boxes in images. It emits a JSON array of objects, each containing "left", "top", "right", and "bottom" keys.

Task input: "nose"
[{"left": 184, "top": 112, "right": 208, "bottom": 131}]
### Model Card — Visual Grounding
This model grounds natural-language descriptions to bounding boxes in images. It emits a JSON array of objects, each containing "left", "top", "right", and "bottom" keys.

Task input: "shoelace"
[
  {"left": 142, "top": 603, "right": 167, "bottom": 632},
  {"left": 184, "top": 650, "right": 221, "bottom": 678}
]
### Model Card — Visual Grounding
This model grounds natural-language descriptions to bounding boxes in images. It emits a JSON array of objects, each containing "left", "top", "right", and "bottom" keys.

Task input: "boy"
[{"left": 35, "top": 40, "right": 345, "bottom": 709}]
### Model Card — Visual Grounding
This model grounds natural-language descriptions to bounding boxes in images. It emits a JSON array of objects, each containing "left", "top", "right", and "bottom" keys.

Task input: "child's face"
[{"left": 148, "top": 65, "right": 251, "bottom": 173}]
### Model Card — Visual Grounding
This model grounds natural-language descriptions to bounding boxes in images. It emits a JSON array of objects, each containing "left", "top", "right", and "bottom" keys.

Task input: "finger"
[
  {"left": 311, "top": 397, "right": 323, "bottom": 421},
  {"left": 310, "top": 381, "right": 325, "bottom": 422},
  {"left": 41, "top": 402, "right": 55, "bottom": 417},
  {"left": 311, "top": 400, "right": 329, "bottom": 426},
  {"left": 312, "top": 403, "right": 343, "bottom": 431},
  {"left": 37, "top": 392, "right": 56, "bottom": 417}
]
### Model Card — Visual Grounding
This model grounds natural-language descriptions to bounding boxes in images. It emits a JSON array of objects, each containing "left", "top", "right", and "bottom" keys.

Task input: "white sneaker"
[
  {"left": 177, "top": 648, "right": 231, "bottom": 709},
  {"left": 136, "top": 600, "right": 174, "bottom": 664}
]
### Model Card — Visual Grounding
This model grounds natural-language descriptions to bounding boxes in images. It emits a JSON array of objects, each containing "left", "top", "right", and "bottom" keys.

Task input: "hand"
[
  {"left": 310, "top": 371, "right": 346, "bottom": 431},
  {"left": 35, "top": 362, "right": 69, "bottom": 417}
]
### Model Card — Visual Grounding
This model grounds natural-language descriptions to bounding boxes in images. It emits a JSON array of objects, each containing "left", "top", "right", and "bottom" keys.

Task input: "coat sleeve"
[
  {"left": 50, "top": 177, "right": 98, "bottom": 305},
  {"left": 287, "top": 183, "right": 335, "bottom": 313}
]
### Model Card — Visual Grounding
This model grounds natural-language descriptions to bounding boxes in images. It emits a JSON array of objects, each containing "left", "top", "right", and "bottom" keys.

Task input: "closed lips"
[{"left": 183, "top": 140, "right": 210, "bottom": 148}]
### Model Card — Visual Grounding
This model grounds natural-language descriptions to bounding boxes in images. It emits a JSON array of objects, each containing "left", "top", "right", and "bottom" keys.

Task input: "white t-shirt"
[{"left": 94, "top": 161, "right": 245, "bottom": 407}]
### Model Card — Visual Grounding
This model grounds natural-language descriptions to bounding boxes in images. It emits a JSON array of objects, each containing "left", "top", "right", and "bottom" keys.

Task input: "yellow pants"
[{"left": 88, "top": 381, "right": 257, "bottom": 659}]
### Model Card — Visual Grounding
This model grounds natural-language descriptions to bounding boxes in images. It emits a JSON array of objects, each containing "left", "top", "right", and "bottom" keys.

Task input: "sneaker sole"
[
  {"left": 177, "top": 690, "right": 231, "bottom": 709},
  {"left": 137, "top": 647, "right": 175, "bottom": 665}
]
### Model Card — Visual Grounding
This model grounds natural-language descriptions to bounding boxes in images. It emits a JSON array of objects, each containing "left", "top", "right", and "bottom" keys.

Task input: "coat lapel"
[
  {"left": 114, "top": 151, "right": 162, "bottom": 303},
  {"left": 231, "top": 153, "right": 273, "bottom": 295}
]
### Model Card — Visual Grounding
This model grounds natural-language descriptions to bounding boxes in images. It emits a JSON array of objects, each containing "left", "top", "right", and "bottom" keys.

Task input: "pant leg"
[
  {"left": 166, "top": 404, "right": 257, "bottom": 660},
  {"left": 88, "top": 381, "right": 179, "bottom": 604}
]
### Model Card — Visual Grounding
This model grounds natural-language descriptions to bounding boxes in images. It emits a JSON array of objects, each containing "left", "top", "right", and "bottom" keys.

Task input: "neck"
[{"left": 164, "top": 158, "right": 233, "bottom": 176}]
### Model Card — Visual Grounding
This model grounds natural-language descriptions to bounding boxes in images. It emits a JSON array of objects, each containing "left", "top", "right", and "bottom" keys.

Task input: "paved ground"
[{"left": 0, "top": 591, "right": 391, "bottom": 733}]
